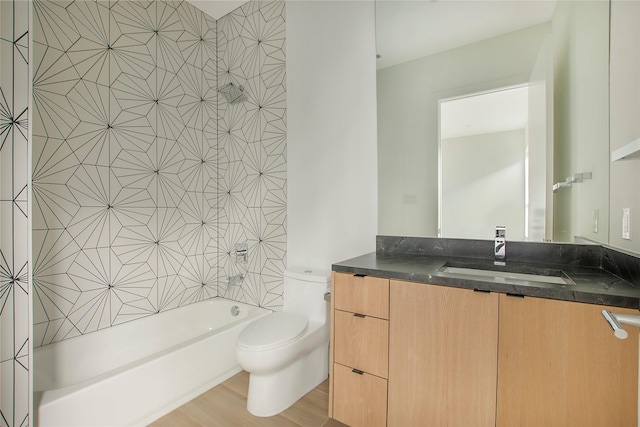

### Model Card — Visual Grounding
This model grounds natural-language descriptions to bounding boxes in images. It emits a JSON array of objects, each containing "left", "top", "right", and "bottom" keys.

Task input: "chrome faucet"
[
  {"left": 495, "top": 226, "right": 506, "bottom": 261},
  {"left": 227, "top": 273, "right": 244, "bottom": 286}
]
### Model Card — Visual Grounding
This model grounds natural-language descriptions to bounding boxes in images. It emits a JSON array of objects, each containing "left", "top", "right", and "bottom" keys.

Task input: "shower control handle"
[{"left": 234, "top": 243, "right": 248, "bottom": 263}]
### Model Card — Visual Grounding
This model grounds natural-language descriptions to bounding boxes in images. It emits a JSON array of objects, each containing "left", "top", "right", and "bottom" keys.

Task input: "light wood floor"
[{"left": 148, "top": 371, "right": 347, "bottom": 427}]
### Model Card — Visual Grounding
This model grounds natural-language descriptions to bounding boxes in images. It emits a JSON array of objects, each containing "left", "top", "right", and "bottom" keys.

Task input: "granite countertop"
[{"left": 332, "top": 252, "right": 640, "bottom": 310}]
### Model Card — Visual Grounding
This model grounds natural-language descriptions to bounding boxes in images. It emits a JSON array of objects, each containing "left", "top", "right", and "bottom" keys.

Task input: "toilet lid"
[{"left": 237, "top": 312, "right": 308, "bottom": 351}]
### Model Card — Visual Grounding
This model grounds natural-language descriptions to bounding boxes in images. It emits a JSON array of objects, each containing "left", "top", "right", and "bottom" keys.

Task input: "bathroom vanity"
[{"left": 328, "top": 237, "right": 640, "bottom": 427}]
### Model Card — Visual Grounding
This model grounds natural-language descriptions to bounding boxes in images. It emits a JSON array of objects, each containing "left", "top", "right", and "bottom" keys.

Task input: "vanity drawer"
[
  {"left": 332, "top": 362, "right": 388, "bottom": 427},
  {"left": 334, "top": 309, "right": 389, "bottom": 378},
  {"left": 334, "top": 272, "right": 389, "bottom": 319}
]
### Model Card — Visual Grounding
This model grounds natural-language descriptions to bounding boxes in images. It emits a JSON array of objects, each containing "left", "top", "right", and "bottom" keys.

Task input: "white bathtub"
[{"left": 34, "top": 298, "right": 270, "bottom": 427}]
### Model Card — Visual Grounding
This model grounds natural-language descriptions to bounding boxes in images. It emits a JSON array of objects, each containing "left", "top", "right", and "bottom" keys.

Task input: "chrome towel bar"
[{"left": 601, "top": 310, "right": 640, "bottom": 339}]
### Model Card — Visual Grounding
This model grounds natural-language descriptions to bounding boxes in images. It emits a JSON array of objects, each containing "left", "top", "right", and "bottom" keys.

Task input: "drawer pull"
[
  {"left": 353, "top": 313, "right": 366, "bottom": 318},
  {"left": 506, "top": 293, "right": 525, "bottom": 298},
  {"left": 353, "top": 274, "right": 367, "bottom": 278},
  {"left": 352, "top": 368, "right": 364, "bottom": 375}
]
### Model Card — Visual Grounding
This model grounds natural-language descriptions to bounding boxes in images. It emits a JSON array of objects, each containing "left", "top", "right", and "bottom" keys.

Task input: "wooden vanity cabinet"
[
  {"left": 388, "top": 280, "right": 499, "bottom": 427},
  {"left": 330, "top": 274, "right": 639, "bottom": 427},
  {"left": 497, "top": 294, "right": 639, "bottom": 427},
  {"left": 330, "top": 272, "right": 389, "bottom": 427}
]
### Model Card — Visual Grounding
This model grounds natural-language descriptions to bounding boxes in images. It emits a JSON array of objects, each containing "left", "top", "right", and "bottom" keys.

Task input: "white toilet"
[{"left": 236, "top": 267, "right": 331, "bottom": 417}]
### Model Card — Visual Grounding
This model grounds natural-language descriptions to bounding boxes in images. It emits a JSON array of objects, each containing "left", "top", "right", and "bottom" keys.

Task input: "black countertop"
[{"left": 332, "top": 252, "right": 640, "bottom": 310}]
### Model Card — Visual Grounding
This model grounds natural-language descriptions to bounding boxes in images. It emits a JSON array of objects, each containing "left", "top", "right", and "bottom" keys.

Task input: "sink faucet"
[{"left": 495, "top": 226, "right": 506, "bottom": 261}]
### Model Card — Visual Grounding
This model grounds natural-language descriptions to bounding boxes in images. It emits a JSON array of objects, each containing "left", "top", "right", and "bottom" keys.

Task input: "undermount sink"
[{"left": 438, "top": 265, "right": 575, "bottom": 286}]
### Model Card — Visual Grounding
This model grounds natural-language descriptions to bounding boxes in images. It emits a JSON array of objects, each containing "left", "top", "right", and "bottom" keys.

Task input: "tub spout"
[{"left": 227, "top": 274, "right": 245, "bottom": 285}]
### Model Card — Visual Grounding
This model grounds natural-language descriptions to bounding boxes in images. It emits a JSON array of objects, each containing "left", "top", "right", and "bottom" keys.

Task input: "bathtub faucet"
[{"left": 227, "top": 274, "right": 245, "bottom": 286}]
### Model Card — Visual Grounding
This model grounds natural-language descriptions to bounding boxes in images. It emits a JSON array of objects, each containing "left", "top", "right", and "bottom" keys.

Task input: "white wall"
[{"left": 286, "top": 1, "right": 378, "bottom": 271}]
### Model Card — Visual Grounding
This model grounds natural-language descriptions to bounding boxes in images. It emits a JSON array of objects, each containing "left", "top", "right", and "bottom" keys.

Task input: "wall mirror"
[
  {"left": 439, "top": 84, "right": 541, "bottom": 241},
  {"left": 377, "top": 0, "right": 611, "bottom": 244}
]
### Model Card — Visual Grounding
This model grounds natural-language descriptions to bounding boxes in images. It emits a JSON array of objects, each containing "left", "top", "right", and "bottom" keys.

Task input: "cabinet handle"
[
  {"left": 353, "top": 313, "right": 366, "bottom": 318},
  {"left": 352, "top": 369, "right": 364, "bottom": 375},
  {"left": 506, "top": 293, "right": 524, "bottom": 298},
  {"left": 353, "top": 274, "right": 367, "bottom": 278}
]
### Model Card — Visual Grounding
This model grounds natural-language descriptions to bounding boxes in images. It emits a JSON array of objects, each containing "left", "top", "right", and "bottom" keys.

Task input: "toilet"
[{"left": 236, "top": 267, "right": 331, "bottom": 417}]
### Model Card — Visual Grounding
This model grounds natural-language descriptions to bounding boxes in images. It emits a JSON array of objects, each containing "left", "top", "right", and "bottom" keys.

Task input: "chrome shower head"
[{"left": 218, "top": 82, "right": 246, "bottom": 104}]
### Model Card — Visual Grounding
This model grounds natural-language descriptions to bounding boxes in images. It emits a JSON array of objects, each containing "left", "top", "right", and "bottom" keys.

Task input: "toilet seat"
[{"left": 237, "top": 312, "right": 308, "bottom": 351}]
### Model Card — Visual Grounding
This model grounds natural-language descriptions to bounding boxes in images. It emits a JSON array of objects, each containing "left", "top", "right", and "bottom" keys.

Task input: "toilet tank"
[{"left": 283, "top": 267, "right": 331, "bottom": 324}]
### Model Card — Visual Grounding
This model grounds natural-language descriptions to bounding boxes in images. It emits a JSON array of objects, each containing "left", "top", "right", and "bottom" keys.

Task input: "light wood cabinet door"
[
  {"left": 497, "top": 295, "right": 639, "bottom": 427},
  {"left": 332, "top": 363, "right": 388, "bottom": 427},
  {"left": 388, "top": 280, "right": 499, "bottom": 427},
  {"left": 334, "top": 309, "right": 389, "bottom": 378}
]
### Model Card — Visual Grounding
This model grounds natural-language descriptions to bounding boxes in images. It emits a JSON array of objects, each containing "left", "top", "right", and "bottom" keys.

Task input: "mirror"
[
  {"left": 439, "top": 85, "right": 542, "bottom": 241},
  {"left": 608, "top": 0, "right": 640, "bottom": 254},
  {"left": 377, "top": 0, "right": 610, "bottom": 244}
]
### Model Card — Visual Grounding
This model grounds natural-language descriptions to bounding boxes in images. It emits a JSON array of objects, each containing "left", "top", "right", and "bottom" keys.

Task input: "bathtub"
[{"left": 34, "top": 298, "right": 270, "bottom": 427}]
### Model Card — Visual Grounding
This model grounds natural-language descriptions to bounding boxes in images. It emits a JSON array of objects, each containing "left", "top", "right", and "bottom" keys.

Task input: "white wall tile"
[
  {"left": 0, "top": 0, "right": 31, "bottom": 423},
  {"left": 31, "top": 0, "right": 286, "bottom": 359}
]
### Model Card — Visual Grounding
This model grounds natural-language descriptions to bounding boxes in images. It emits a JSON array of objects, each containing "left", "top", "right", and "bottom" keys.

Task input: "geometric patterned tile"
[
  {"left": 217, "top": 0, "right": 286, "bottom": 307},
  {"left": 33, "top": 0, "right": 80, "bottom": 51},
  {"left": 66, "top": 1, "right": 111, "bottom": 85},
  {"left": 1, "top": 0, "right": 31, "bottom": 424},
  {"left": 29, "top": 0, "right": 287, "bottom": 378}
]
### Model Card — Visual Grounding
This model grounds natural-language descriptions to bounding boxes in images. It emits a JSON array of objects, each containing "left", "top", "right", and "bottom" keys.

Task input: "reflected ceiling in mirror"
[{"left": 375, "top": 1, "right": 557, "bottom": 70}]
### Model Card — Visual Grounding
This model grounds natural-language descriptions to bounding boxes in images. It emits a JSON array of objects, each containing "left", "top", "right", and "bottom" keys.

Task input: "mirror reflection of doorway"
[{"left": 438, "top": 84, "right": 547, "bottom": 241}]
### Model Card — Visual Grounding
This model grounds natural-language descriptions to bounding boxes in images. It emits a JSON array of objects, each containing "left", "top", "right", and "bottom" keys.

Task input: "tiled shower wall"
[
  {"left": 0, "top": 1, "right": 31, "bottom": 425},
  {"left": 32, "top": 0, "right": 286, "bottom": 347},
  {"left": 216, "top": 1, "right": 286, "bottom": 308}
]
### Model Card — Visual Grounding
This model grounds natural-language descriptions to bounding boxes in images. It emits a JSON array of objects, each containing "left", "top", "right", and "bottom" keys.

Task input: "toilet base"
[{"left": 246, "top": 343, "right": 329, "bottom": 417}]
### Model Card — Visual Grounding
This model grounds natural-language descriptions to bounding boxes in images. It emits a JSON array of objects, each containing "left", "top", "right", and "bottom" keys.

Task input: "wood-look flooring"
[{"left": 148, "top": 371, "right": 347, "bottom": 427}]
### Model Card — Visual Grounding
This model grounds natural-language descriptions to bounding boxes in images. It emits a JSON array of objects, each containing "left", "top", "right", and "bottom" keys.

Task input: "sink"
[{"left": 438, "top": 265, "right": 575, "bottom": 285}]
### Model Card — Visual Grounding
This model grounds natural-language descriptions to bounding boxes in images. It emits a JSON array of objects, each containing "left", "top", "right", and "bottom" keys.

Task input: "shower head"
[{"left": 218, "top": 82, "right": 246, "bottom": 104}]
